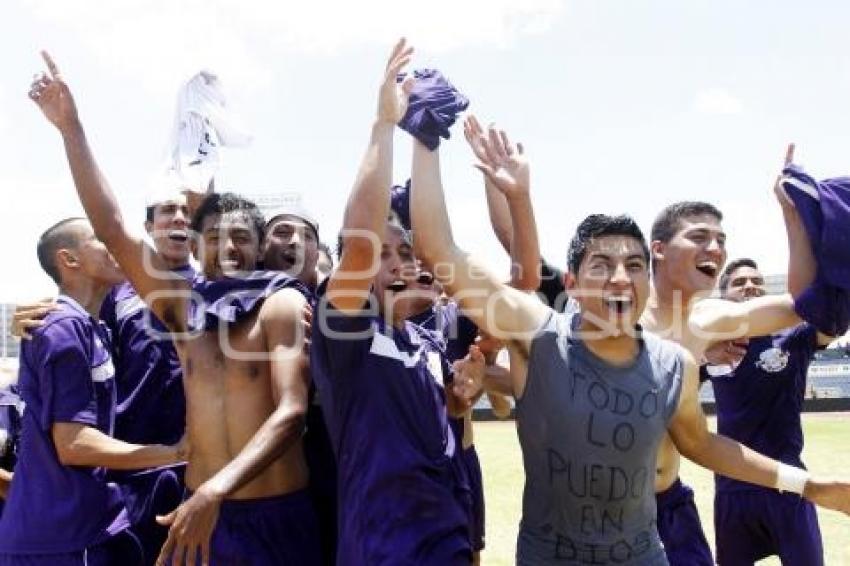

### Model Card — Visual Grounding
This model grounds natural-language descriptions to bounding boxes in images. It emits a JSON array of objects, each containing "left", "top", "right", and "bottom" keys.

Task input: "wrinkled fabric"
[
  {"left": 398, "top": 69, "right": 469, "bottom": 150},
  {"left": 189, "top": 271, "right": 308, "bottom": 331},
  {"left": 780, "top": 165, "right": 850, "bottom": 335},
  {"left": 151, "top": 70, "right": 252, "bottom": 197}
]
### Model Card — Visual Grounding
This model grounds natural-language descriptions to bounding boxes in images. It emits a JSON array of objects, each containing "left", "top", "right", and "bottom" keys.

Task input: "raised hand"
[
  {"left": 28, "top": 51, "right": 80, "bottom": 133},
  {"left": 377, "top": 38, "right": 415, "bottom": 125},
  {"left": 451, "top": 345, "right": 486, "bottom": 408},
  {"left": 463, "top": 115, "right": 530, "bottom": 199},
  {"left": 773, "top": 143, "right": 796, "bottom": 209}
]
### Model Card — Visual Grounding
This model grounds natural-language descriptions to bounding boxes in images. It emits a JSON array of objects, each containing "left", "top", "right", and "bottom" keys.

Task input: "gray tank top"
[{"left": 516, "top": 310, "right": 684, "bottom": 565}]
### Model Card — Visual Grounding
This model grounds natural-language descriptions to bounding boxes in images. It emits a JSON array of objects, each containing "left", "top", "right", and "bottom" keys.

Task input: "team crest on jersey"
[{"left": 755, "top": 347, "right": 789, "bottom": 373}]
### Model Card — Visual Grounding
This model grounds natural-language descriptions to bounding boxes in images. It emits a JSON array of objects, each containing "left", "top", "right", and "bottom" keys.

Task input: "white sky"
[{"left": 3, "top": 0, "right": 850, "bottom": 302}]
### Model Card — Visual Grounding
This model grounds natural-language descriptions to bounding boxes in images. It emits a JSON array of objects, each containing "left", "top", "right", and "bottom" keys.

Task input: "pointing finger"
[{"left": 41, "top": 50, "right": 62, "bottom": 81}]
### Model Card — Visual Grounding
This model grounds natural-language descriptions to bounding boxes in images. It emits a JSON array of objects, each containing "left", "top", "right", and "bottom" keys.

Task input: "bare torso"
[
  {"left": 641, "top": 302, "right": 712, "bottom": 492},
  {"left": 176, "top": 308, "right": 308, "bottom": 499}
]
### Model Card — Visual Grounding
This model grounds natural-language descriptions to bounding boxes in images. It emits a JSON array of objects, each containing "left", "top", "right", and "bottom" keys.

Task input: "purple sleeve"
[
  {"left": 312, "top": 292, "right": 376, "bottom": 381},
  {"left": 793, "top": 277, "right": 850, "bottom": 337},
  {"left": 36, "top": 321, "right": 98, "bottom": 429}
]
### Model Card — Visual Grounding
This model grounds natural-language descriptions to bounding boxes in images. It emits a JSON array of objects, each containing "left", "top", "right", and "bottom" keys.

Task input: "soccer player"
[
  {"left": 12, "top": 191, "right": 195, "bottom": 566},
  {"left": 0, "top": 218, "right": 186, "bottom": 565},
  {"left": 309, "top": 39, "right": 477, "bottom": 565},
  {"left": 640, "top": 194, "right": 837, "bottom": 565},
  {"left": 705, "top": 258, "right": 830, "bottom": 565},
  {"left": 410, "top": 124, "right": 850, "bottom": 565},
  {"left": 29, "top": 53, "right": 321, "bottom": 565},
  {"left": 261, "top": 206, "right": 338, "bottom": 565}
]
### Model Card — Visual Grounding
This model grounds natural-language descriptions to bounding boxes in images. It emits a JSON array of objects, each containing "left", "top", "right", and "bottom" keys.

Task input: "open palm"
[{"left": 463, "top": 115, "right": 530, "bottom": 198}]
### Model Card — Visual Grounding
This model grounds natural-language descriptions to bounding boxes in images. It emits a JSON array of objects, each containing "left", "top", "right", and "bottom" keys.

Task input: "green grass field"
[{"left": 474, "top": 414, "right": 850, "bottom": 565}]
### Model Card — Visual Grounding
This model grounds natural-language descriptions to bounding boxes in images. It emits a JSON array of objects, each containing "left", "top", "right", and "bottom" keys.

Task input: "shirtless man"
[
  {"left": 641, "top": 196, "right": 830, "bottom": 565},
  {"left": 409, "top": 124, "right": 850, "bottom": 564},
  {"left": 29, "top": 53, "right": 320, "bottom": 565}
]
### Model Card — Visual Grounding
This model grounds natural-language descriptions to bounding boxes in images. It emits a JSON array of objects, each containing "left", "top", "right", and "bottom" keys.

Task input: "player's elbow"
[
  {"left": 52, "top": 424, "right": 94, "bottom": 467},
  {"left": 55, "top": 437, "right": 90, "bottom": 467}
]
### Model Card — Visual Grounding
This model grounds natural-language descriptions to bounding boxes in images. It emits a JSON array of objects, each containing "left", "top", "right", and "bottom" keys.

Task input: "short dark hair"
[
  {"left": 567, "top": 214, "right": 650, "bottom": 274},
  {"left": 336, "top": 223, "right": 411, "bottom": 259},
  {"left": 37, "top": 218, "right": 87, "bottom": 286},
  {"left": 190, "top": 192, "right": 265, "bottom": 242},
  {"left": 719, "top": 257, "right": 759, "bottom": 291},
  {"left": 318, "top": 241, "right": 334, "bottom": 266},
  {"left": 650, "top": 201, "right": 723, "bottom": 244},
  {"left": 145, "top": 205, "right": 155, "bottom": 223}
]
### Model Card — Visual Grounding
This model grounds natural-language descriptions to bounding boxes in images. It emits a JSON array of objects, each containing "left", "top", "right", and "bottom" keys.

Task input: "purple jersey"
[
  {"left": 310, "top": 289, "right": 471, "bottom": 565},
  {"left": 708, "top": 324, "right": 818, "bottom": 493},
  {"left": 0, "top": 296, "right": 128, "bottom": 554},
  {"left": 99, "top": 268, "right": 194, "bottom": 445}
]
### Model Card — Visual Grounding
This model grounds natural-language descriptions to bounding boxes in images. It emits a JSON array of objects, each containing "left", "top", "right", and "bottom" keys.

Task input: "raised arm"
[
  {"left": 463, "top": 116, "right": 541, "bottom": 291},
  {"left": 29, "top": 52, "right": 187, "bottom": 331},
  {"left": 410, "top": 138, "right": 548, "bottom": 354},
  {"left": 157, "top": 288, "right": 310, "bottom": 565},
  {"left": 669, "top": 351, "right": 850, "bottom": 515},
  {"left": 774, "top": 144, "right": 818, "bottom": 298},
  {"left": 326, "top": 39, "right": 414, "bottom": 313}
]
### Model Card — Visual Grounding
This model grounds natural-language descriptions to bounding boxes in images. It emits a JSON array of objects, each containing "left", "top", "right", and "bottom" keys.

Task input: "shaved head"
[{"left": 36, "top": 217, "right": 88, "bottom": 285}]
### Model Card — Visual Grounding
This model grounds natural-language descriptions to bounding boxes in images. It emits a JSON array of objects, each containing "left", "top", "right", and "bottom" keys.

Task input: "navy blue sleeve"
[
  {"left": 441, "top": 302, "right": 479, "bottom": 364},
  {"left": 35, "top": 319, "right": 98, "bottom": 430},
  {"left": 311, "top": 288, "right": 376, "bottom": 384},
  {"left": 786, "top": 323, "right": 820, "bottom": 360}
]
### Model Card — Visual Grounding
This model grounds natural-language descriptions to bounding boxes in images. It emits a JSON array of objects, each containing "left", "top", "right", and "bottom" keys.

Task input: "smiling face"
[
  {"left": 372, "top": 223, "right": 418, "bottom": 321},
  {"left": 196, "top": 211, "right": 260, "bottom": 279},
  {"left": 652, "top": 213, "right": 727, "bottom": 297},
  {"left": 262, "top": 214, "right": 319, "bottom": 286},
  {"left": 145, "top": 196, "right": 191, "bottom": 267},
  {"left": 721, "top": 265, "right": 766, "bottom": 302},
  {"left": 568, "top": 235, "right": 650, "bottom": 335}
]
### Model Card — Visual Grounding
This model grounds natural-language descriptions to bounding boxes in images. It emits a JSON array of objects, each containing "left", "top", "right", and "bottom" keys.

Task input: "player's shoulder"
[
  {"left": 28, "top": 304, "right": 92, "bottom": 357},
  {"left": 643, "top": 330, "right": 694, "bottom": 375}
]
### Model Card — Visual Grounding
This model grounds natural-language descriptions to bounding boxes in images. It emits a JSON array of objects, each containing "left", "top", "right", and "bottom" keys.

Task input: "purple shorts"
[
  {"left": 116, "top": 465, "right": 184, "bottom": 566},
  {"left": 715, "top": 489, "right": 823, "bottom": 565},
  {"left": 165, "top": 488, "right": 323, "bottom": 566},
  {"left": 656, "top": 478, "right": 713, "bottom": 566},
  {"left": 462, "top": 446, "right": 485, "bottom": 552},
  {"left": 0, "top": 531, "right": 142, "bottom": 566}
]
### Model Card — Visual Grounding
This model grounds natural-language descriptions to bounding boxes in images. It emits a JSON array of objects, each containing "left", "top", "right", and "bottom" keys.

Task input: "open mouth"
[
  {"left": 168, "top": 229, "right": 188, "bottom": 243},
  {"left": 416, "top": 271, "right": 435, "bottom": 286},
  {"left": 220, "top": 259, "right": 241, "bottom": 272},
  {"left": 604, "top": 296, "right": 633, "bottom": 314},
  {"left": 695, "top": 261, "right": 719, "bottom": 278},
  {"left": 387, "top": 280, "right": 408, "bottom": 293}
]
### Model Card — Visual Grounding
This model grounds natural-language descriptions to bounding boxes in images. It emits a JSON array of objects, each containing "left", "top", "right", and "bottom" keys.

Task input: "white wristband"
[{"left": 775, "top": 463, "right": 810, "bottom": 495}]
